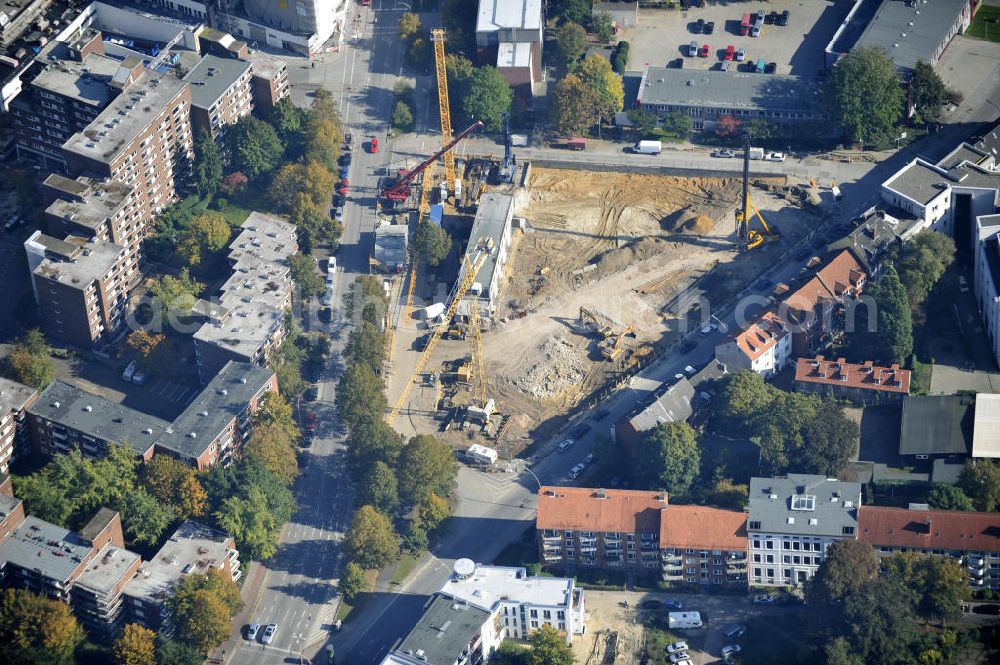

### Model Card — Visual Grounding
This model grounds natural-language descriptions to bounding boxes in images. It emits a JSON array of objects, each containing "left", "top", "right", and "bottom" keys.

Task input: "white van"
[
  {"left": 122, "top": 361, "right": 137, "bottom": 382},
  {"left": 633, "top": 140, "right": 662, "bottom": 155},
  {"left": 557, "top": 439, "right": 575, "bottom": 452},
  {"left": 568, "top": 464, "right": 584, "bottom": 480},
  {"left": 668, "top": 611, "right": 703, "bottom": 630}
]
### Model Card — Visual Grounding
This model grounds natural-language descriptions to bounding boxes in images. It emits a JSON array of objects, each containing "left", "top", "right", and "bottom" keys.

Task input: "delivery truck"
[
  {"left": 748, "top": 147, "right": 765, "bottom": 160},
  {"left": 668, "top": 611, "right": 703, "bottom": 629},
  {"left": 633, "top": 140, "right": 662, "bottom": 155},
  {"left": 465, "top": 444, "right": 498, "bottom": 466}
]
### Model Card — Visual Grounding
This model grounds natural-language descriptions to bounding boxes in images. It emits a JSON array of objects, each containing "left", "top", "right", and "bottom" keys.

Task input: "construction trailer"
[{"left": 465, "top": 443, "right": 498, "bottom": 466}]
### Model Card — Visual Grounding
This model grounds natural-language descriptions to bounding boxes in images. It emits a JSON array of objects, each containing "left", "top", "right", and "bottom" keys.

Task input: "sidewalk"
[{"left": 208, "top": 561, "right": 270, "bottom": 665}]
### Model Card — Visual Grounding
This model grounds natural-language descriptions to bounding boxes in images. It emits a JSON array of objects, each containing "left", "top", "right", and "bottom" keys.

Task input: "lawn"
[
  {"left": 910, "top": 356, "right": 933, "bottom": 395},
  {"left": 391, "top": 553, "right": 419, "bottom": 586},
  {"left": 966, "top": 5, "right": 1000, "bottom": 42}
]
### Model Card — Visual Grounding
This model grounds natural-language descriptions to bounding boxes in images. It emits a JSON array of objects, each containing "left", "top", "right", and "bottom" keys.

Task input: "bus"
[{"left": 740, "top": 13, "right": 752, "bottom": 36}]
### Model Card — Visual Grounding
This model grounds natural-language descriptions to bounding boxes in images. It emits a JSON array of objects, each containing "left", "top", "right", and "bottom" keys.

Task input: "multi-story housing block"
[
  {"left": 123, "top": 520, "right": 240, "bottom": 633},
  {"left": 248, "top": 52, "right": 289, "bottom": 112},
  {"left": 0, "top": 378, "right": 39, "bottom": 475},
  {"left": 859, "top": 505, "right": 1000, "bottom": 591},
  {"left": 794, "top": 355, "right": 911, "bottom": 404},
  {"left": 183, "top": 54, "right": 252, "bottom": 143},
  {"left": 715, "top": 310, "right": 791, "bottom": 377},
  {"left": 747, "top": 474, "right": 862, "bottom": 588},
  {"left": 660, "top": 505, "right": 748, "bottom": 587}
]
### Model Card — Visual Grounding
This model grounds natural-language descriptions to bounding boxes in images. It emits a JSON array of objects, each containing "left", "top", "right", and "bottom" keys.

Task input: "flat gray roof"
[
  {"left": 183, "top": 54, "right": 250, "bottom": 110},
  {"left": 973, "top": 120, "right": 1000, "bottom": 163},
  {"left": 0, "top": 515, "right": 92, "bottom": 584},
  {"left": 854, "top": 0, "right": 968, "bottom": 72},
  {"left": 627, "top": 378, "right": 694, "bottom": 433},
  {"left": 899, "top": 394, "right": 973, "bottom": 456},
  {"left": 30, "top": 43, "right": 120, "bottom": 107},
  {"left": 476, "top": 0, "right": 542, "bottom": 33},
  {"left": 395, "top": 594, "right": 491, "bottom": 665},
  {"left": 0, "top": 376, "right": 37, "bottom": 415},
  {"left": 937, "top": 143, "right": 989, "bottom": 171},
  {"left": 28, "top": 380, "right": 170, "bottom": 455},
  {"left": 748, "top": 474, "right": 862, "bottom": 537},
  {"left": 124, "top": 520, "right": 233, "bottom": 604},
  {"left": 884, "top": 159, "right": 950, "bottom": 205},
  {"left": 31, "top": 235, "right": 124, "bottom": 288},
  {"left": 249, "top": 52, "right": 285, "bottom": 80},
  {"left": 467, "top": 193, "right": 513, "bottom": 298},
  {"left": 155, "top": 361, "right": 274, "bottom": 460},
  {"left": 638, "top": 68, "right": 823, "bottom": 115},
  {"left": 0, "top": 494, "right": 22, "bottom": 521},
  {"left": 45, "top": 176, "right": 134, "bottom": 231},
  {"left": 63, "top": 72, "right": 188, "bottom": 165},
  {"left": 373, "top": 222, "right": 408, "bottom": 271},
  {"left": 75, "top": 543, "right": 141, "bottom": 595}
]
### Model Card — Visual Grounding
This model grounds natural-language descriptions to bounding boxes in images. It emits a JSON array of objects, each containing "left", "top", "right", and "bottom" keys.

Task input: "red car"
[
  {"left": 304, "top": 411, "right": 317, "bottom": 430},
  {"left": 337, "top": 183, "right": 349, "bottom": 195},
  {"left": 369, "top": 137, "right": 379, "bottom": 153},
  {"left": 699, "top": 44, "right": 710, "bottom": 58},
  {"left": 724, "top": 45, "right": 735, "bottom": 61}
]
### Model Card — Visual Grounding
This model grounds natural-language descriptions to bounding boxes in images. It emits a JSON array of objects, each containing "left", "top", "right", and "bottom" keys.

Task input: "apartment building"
[
  {"left": 183, "top": 54, "right": 252, "bottom": 142},
  {"left": 536, "top": 487, "right": 667, "bottom": 571},
  {"left": 192, "top": 213, "right": 297, "bottom": 383},
  {"left": 781, "top": 249, "right": 867, "bottom": 356},
  {"left": 27, "top": 361, "right": 276, "bottom": 469},
  {"left": 715, "top": 310, "right": 791, "bottom": 377},
  {"left": 859, "top": 504, "right": 1000, "bottom": 591},
  {"left": 660, "top": 505, "right": 748, "bottom": 587},
  {"left": 613, "top": 378, "right": 694, "bottom": 455},
  {"left": 248, "top": 52, "right": 289, "bottom": 112},
  {"left": 475, "top": 0, "right": 544, "bottom": 98},
  {"left": 62, "top": 67, "right": 193, "bottom": 217},
  {"left": 794, "top": 356, "right": 911, "bottom": 404},
  {"left": 747, "top": 475, "right": 862, "bottom": 588},
  {"left": 0, "top": 378, "right": 39, "bottom": 475},
  {"left": 463, "top": 193, "right": 514, "bottom": 321},
  {"left": 123, "top": 520, "right": 240, "bottom": 633},
  {"left": 382, "top": 593, "right": 492, "bottom": 665}
]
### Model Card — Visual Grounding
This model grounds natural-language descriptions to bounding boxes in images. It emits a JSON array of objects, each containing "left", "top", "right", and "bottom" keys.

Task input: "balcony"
[{"left": 663, "top": 559, "right": 683, "bottom": 571}]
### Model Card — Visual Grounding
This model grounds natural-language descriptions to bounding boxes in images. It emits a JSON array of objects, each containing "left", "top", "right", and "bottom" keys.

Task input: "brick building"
[
  {"left": 0, "top": 378, "right": 38, "bottom": 475},
  {"left": 794, "top": 356, "right": 911, "bottom": 404},
  {"left": 248, "top": 52, "right": 289, "bottom": 112},
  {"left": 183, "top": 54, "right": 252, "bottom": 142},
  {"left": 660, "top": 505, "right": 748, "bottom": 587}
]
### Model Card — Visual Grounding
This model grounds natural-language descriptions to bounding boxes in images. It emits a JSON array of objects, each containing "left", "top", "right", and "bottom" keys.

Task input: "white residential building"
[
  {"left": 747, "top": 475, "right": 862, "bottom": 588},
  {"left": 714, "top": 310, "right": 791, "bottom": 377}
]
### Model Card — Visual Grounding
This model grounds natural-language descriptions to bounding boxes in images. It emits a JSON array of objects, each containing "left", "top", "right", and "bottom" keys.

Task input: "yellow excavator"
[
  {"left": 600, "top": 325, "right": 635, "bottom": 361},
  {"left": 735, "top": 133, "right": 779, "bottom": 251}
]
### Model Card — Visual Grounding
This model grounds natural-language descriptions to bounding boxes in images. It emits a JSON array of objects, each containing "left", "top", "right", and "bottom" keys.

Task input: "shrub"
[{"left": 214, "top": 197, "right": 228, "bottom": 210}]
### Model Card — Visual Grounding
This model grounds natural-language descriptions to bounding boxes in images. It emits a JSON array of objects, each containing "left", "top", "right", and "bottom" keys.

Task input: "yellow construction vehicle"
[
  {"left": 432, "top": 29, "right": 456, "bottom": 195},
  {"left": 735, "top": 133, "right": 779, "bottom": 251},
  {"left": 467, "top": 298, "right": 488, "bottom": 408},
  {"left": 579, "top": 307, "right": 616, "bottom": 338},
  {"left": 600, "top": 325, "right": 635, "bottom": 361}
]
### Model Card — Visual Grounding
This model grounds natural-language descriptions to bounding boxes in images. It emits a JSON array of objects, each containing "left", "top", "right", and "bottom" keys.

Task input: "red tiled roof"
[
  {"left": 659, "top": 505, "right": 747, "bottom": 551},
  {"left": 734, "top": 310, "right": 787, "bottom": 361},
  {"left": 794, "top": 356, "right": 911, "bottom": 394},
  {"left": 816, "top": 250, "right": 866, "bottom": 297},
  {"left": 536, "top": 487, "right": 666, "bottom": 533},
  {"left": 859, "top": 506, "right": 1000, "bottom": 553}
]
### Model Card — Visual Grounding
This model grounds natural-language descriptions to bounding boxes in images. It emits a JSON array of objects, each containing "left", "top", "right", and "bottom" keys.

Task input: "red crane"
[{"left": 380, "top": 120, "right": 484, "bottom": 202}]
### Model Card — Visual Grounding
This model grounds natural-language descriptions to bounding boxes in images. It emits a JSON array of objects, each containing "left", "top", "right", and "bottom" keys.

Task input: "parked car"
[
  {"left": 765, "top": 62, "right": 777, "bottom": 74},
  {"left": 722, "top": 645, "right": 742, "bottom": 657},
  {"left": 300, "top": 432, "right": 313, "bottom": 448},
  {"left": 704, "top": 21, "right": 714, "bottom": 34},
  {"left": 778, "top": 9, "right": 790, "bottom": 26},
  {"left": 320, "top": 306, "right": 332, "bottom": 323},
  {"left": 339, "top": 152, "right": 352, "bottom": 166},
  {"left": 683, "top": 365, "right": 696, "bottom": 376},
  {"left": 712, "top": 148, "right": 736, "bottom": 158},
  {"left": 700, "top": 323, "right": 718, "bottom": 336},
  {"left": 304, "top": 411, "right": 317, "bottom": 430},
  {"left": 369, "top": 137, "right": 379, "bottom": 153},
  {"left": 337, "top": 183, "right": 350, "bottom": 195},
  {"left": 666, "top": 641, "right": 689, "bottom": 654},
  {"left": 692, "top": 18, "right": 704, "bottom": 34},
  {"left": 246, "top": 623, "right": 260, "bottom": 641},
  {"left": 765, "top": 152, "right": 786, "bottom": 162},
  {"left": 261, "top": 624, "right": 277, "bottom": 645},
  {"left": 305, "top": 384, "right": 319, "bottom": 401},
  {"left": 584, "top": 452, "right": 595, "bottom": 464},
  {"left": 122, "top": 360, "right": 137, "bottom": 382},
  {"left": 568, "top": 464, "right": 584, "bottom": 480},
  {"left": 668, "top": 654, "right": 690, "bottom": 664},
  {"left": 663, "top": 599, "right": 683, "bottom": 610},
  {"left": 687, "top": 40, "right": 698, "bottom": 57},
  {"left": 699, "top": 43, "right": 710, "bottom": 58},
  {"left": 557, "top": 439, "right": 575, "bottom": 452},
  {"left": 765, "top": 10, "right": 778, "bottom": 24},
  {"left": 680, "top": 340, "right": 697, "bottom": 354},
  {"left": 339, "top": 166, "right": 350, "bottom": 179},
  {"left": 132, "top": 371, "right": 148, "bottom": 386},
  {"left": 723, "top": 624, "right": 747, "bottom": 640},
  {"left": 753, "top": 593, "right": 776, "bottom": 605},
  {"left": 724, "top": 45, "right": 735, "bottom": 61},
  {"left": 736, "top": 48, "right": 746, "bottom": 62},
  {"left": 335, "top": 206, "right": 345, "bottom": 222}
]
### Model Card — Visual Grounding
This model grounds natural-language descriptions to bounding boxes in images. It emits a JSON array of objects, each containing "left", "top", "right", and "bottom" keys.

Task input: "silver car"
[{"left": 262, "top": 623, "right": 277, "bottom": 645}]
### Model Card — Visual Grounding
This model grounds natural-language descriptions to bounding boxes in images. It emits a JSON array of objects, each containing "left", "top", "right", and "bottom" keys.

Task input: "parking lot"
[{"left": 622, "top": 0, "right": 854, "bottom": 76}]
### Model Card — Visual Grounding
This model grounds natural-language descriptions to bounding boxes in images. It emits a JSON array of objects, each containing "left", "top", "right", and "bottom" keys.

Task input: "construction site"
[{"left": 377, "top": 29, "right": 828, "bottom": 456}]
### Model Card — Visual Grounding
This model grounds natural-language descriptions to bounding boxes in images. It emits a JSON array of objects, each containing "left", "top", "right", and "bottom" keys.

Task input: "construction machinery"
[
  {"left": 432, "top": 29, "right": 457, "bottom": 195},
  {"left": 380, "top": 120, "right": 484, "bottom": 204},
  {"left": 497, "top": 112, "right": 516, "bottom": 185},
  {"left": 388, "top": 241, "right": 492, "bottom": 423},
  {"left": 600, "top": 325, "right": 635, "bottom": 361},
  {"left": 467, "top": 297, "right": 488, "bottom": 408},
  {"left": 735, "top": 132, "right": 779, "bottom": 251},
  {"left": 579, "top": 307, "right": 617, "bottom": 339}
]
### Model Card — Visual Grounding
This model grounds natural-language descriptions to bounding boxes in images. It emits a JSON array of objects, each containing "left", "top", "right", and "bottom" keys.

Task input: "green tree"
[
  {"left": 392, "top": 101, "right": 414, "bottom": 134},
  {"left": 798, "top": 401, "right": 859, "bottom": 476},
  {"left": 0, "top": 588, "right": 84, "bottom": 665},
  {"left": 825, "top": 637, "right": 865, "bottom": 665},
  {"left": 201, "top": 458, "right": 296, "bottom": 528},
  {"left": 578, "top": 55, "right": 624, "bottom": 124},
  {"left": 266, "top": 97, "right": 307, "bottom": 149},
  {"left": 339, "top": 561, "right": 371, "bottom": 600},
  {"left": 634, "top": 422, "right": 700, "bottom": 496},
  {"left": 357, "top": 461, "right": 399, "bottom": 515},
  {"left": 849, "top": 265, "right": 913, "bottom": 365},
  {"left": 412, "top": 221, "right": 453, "bottom": 266},
  {"left": 345, "top": 321, "right": 387, "bottom": 374},
  {"left": 345, "top": 415, "right": 404, "bottom": 477},
  {"left": 191, "top": 129, "right": 222, "bottom": 198},
  {"left": 246, "top": 422, "right": 299, "bottom": 486},
  {"left": 5, "top": 328, "right": 55, "bottom": 389},
  {"left": 528, "top": 624, "right": 574, "bottom": 665},
  {"left": 910, "top": 60, "right": 946, "bottom": 123},
  {"left": 550, "top": 74, "right": 598, "bottom": 136},
  {"left": 807, "top": 539, "right": 880, "bottom": 606},
  {"left": 302, "top": 119, "right": 342, "bottom": 172},
  {"left": 418, "top": 492, "right": 451, "bottom": 532},
  {"left": 167, "top": 570, "right": 243, "bottom": 654},
  {"left": 663, "top": 110, "right": 692, "bottom": 139},
  {"left": 398, "top": 12, "right": 421, "bottom": 40},
  {"left": 703, "top": 477, "right": 749, "bottom": 510},
  {"left": 178, "top": 213, "right": 231, "bottom": 268},
  {"left": 267, "top": 163, "right": 306, "bottom": 213},
  {"left": 154, "top": 637, "right": 202, "bottom": 665},
  {"left": 346, "top": 505, "right": 400, "bottom": 569},
  {"left": 337, "top": 363, "right": 388, "bottom": 427},
  {"left": 926, "top": 482, "right": 974, "bottom": 511},
  {"left": 885, "top": 553, "right": 970, "bottom": 623},
  {"left": 120, "top": 487, "right": 174, "bottom": 546},
  {"left": 143, "top": 455, "right": 207, "bottom": 519},
  {"left": 842, "top": 578, "right": 919, "bottom": 665},
  {"left": 397, "top": 434, "right": 459, "bottom": 505},
  {"left": 555, "top": 21, "right": 587, "bottom": 71},
  {"left": 959, "top": 459, "right": 1000, "bottom": 512},
  {"left": 114, "top": 624, "right": 157, "bottom": 665},
  {"left": 895, "top": 230, "right": 955, "bottom": 308},
  {"left": 228, "top": 116, "right": 283, "bottom": 179},
  {"left": 627, "top": 109, "right": 657, "bottom": 136},
  {"left": 714, "top": 371, "right": 773, "bottom": 429},
  {"left": 591, "top": 11, "right": 614, "bottom": 43},
  {"left": 824, "top": 46, "right": 904, "bottom": 145},
  {"left": 553, "top": 0, "right": 592, "bottom": 26},
  {"left": 287, "top": 252, "right": 324, "bottom": 300},
  {"left": 216, "top": 485, "right": 280, "bottom": 559},
  {"left": 463, "top": 67, "right": 513, "bottom": 132},
  {"left": 147, "top": 269, "right": 203, "bottom": 329}
]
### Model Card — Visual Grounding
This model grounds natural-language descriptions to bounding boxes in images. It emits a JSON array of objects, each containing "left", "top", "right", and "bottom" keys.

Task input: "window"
[
  {"left": 530, "top": 620, "right": 538, "bottom": 628},
  {"left": 766, "top": 555, "right": 773, "bottom": 564},
  {"left": 765, "top": 541, "right": 774, "bottom": 550},
  {"left": 749, "top": 521, "right": 762, "bottom": 530},
  {"left": 753, "top": 567, "right": 761, "bottom": 577},
  {"left": 792, "top": 541, "right": 800, "bottom": 551},
  {"left": 766, "top": 568, "right": 774, "bottom": 578},
  {"left": 557, "top": 611, "right": 565, "bottom": 620},
  {"left": 842, "top": 526, "right": 855, "bottom": 536},
  {"left": 753, "top": 554, "right": 761, "bottom": 563},
  {"left": 791, "top": 495, "right": 816, "bottom": 511},
  {"left": 530, "top": 610, "right": 537, "bottom": 618},
  {"left": 793, "top": 556, "right": 800, "bottom": 565},
  {"left": 783, "top": 555, "right": 790, "bottom": 564},
  {"left": 543, "top": 611, "right": 551, "bottom": 620}
]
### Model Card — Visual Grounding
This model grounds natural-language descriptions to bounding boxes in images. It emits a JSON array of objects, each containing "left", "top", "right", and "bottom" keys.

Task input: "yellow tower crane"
[
  {"left": 388, "top": 244, "right": 490, "bottom": 424},
  {"left": 432, "top": 28, "right": 456, "bottom": 194},
  {"left": 468, "top": 298, "right": 487, "bottom": 408}
]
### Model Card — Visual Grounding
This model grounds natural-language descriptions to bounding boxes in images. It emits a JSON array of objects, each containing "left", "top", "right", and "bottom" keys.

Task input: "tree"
[
  {"left": 555, "top": 22, "right": 587, "bottom": 71},
  {"left": 715, "top": 114, "right": 741, "bottom": 138},
  {"left": 748, "top": 117, "right": 778, "bottom": 142},
  {"left": 896, "top": 231, "right": 955, "bottom": 308},
  {"left": 346, "top": 505, "right": 399, "bottom": 570},
  {"left": 345, "top": 321, "right": 387, "bottom": 375},
  {"left": 287, "top": 252, "right": 324, "bottom": 300},
  {"left": 154, "top": 637, "right": 202, "bottom": 665},
  {"left": 842, "top": 578, "right": 918, "bottom": 665},
  {"left": 419, "top": 492, "right": 451, "bottom": 532},
  {"left": 663, "top": 110, "right": 692, "bottom": 139},
  {"left": 825, "top": 637, "right": 865, "bottom": 665},
  {"left": 714, "top": 371, "right": 772, "bottom": 429},
  {"left": 825, "top": 46, "right": 904, "bottom": 145},
  {"left": 245, "top": 422, "right": 299, "bottom": 486},
  {"left": 147, "top": 269, "right": 203, "bottom": 330},
  {"left": 591, "top": 12, "right": 614, "bottom": 43},
  {"left": 339, "top": 561, "right": 371, "bottom": 600},
  {"left": 627, "top": 109, "right": 657, "bottom": 136},
  {"left": 266, "top": 97, "right": 307, "bottom": 148},
  {"left": 302, "top": 118, "right": 342, "bottom": 171},
  {"left": 216, "top": 484, "right": 280, "bottom": 560},
  {"left": 127, "top": 329, "right": 165, "bottom": 363},
  {"left": 6, "top": 329, "right": 55, "bottom": 388},
  {"left": 703, "top": 477, "right": 749, "bottom": 510},
  {"left": 849, "top": 265, "right": 913, "bottom": 365},
  {"left": 402, "top": 520, "right": 430, "bottom": 554},
  {"left": 634, "top": 422, "right": 700, "bottom": 496},
  {"left": 807, "top": 539, "right": 880, "bottom": 606},
  {"left": 412, "top": 221, "right": 453, "bottom": 266},
  {"left": 179, "top": 213, "right": 231, "bottom": 268},
  {"left": 392, "top": 101, "right": 414, "bottom": 134},
  {"left": 267, "top": 163, "right": 306, "bottom": 213},
  {"left": 397, "top": 434, "right": 459, "bottom": 505},
  {"left": 927, "top": 483, "right": 974, "bottom": 511},
  {"left": 910, "top": 60, "right": 946, "bottom": 123},
  {"left": 398, "top": 12, "right": 421, "bottom": 40},
  {"left": 228, "top": 116, "right": 283, "bottom": 179},
  {"left": 143, "top": 455, "right": 207, "bottom": 519},
  {"left": 798, "top": 400, "right": 859, "bottom": 476},
  {"left": 337, "top": 363, "right": 388, "bottom": 427},
  {"left": 221, "top": 171, "right": 249, "bottom": 197},
  {"left": 114, "top": 624, "right": 157, "bottom": 665},
  {"left": 0, "top": 589, "right": 84, "bottom": 665},
  {"left": 528, "top": 624, "right": 574, "bottom": 665},
  {"left": 885, "top": 553, "right": 969, "bottom": 623},
  {"left": 959, "top": 459, "right": 1000, "bottom": 511},
  {"left": 357, "top": 461, "right": 399, "bottom": 515},
  {"left": 550, "top": 75, "right": 598, "bottom": 136},
  {"left": 191, "top": 129, "right": 223, "bottom": 198},
  {"left": 168, "top": 570, "right": 242, "bottom": 654},
  {"left": 553, "top": 0, "right": 592, "bottom": 26},
  {"left": 578, "top": 55, "right": 624, "bottom": 124},
  {"left": 120, "top": 487, "right": 174, "bottom": 546},
  {"left": 463, "top": 66, "right": 513, "bottom": 132},
  {"left": 202, "top": 458, "right": 296, "bottom": 529},
  {"left": 345, "top": 415, "right": 404, "bottom": 477}
]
